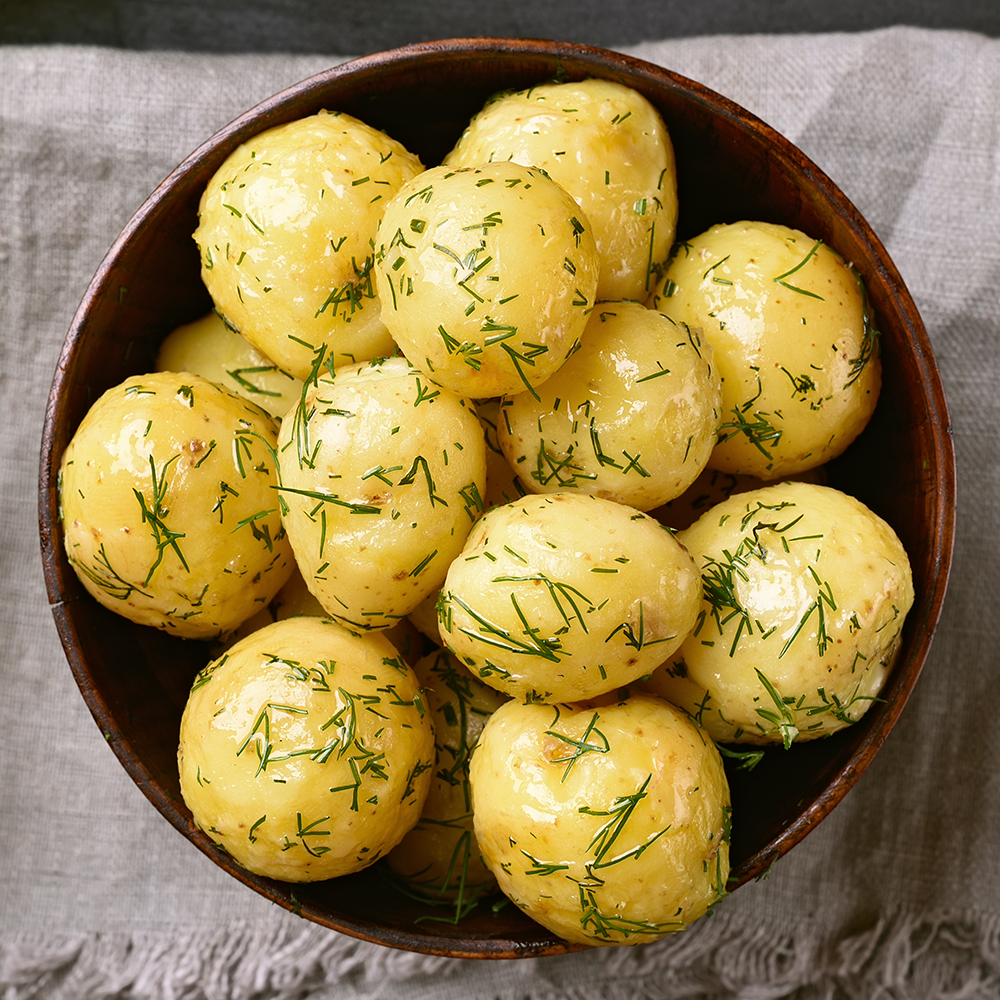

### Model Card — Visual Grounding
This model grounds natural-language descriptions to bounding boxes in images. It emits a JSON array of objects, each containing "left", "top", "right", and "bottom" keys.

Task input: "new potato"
[
  {"left": 649, "top": 221, "right": 880, "bottom": 479},
  {"left": 60, "top": 371, "right": 293, "bottom": 639},
  {"left": 648, "top": 481, "right": 914, "bottom": 745},
  {"left": 178, "top": 616, "right": 435, "bottom": 881},
  {"left": 437, "top": 493, "right": 701, "bottom": 702},
  {"left": 470, "top": 694, "right": 730, "bottom": 946}
]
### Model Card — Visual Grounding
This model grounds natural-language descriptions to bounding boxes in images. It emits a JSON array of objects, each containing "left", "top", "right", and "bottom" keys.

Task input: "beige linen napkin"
[{"left": 1, "top": 27, "right": 997, "bottom": 999}]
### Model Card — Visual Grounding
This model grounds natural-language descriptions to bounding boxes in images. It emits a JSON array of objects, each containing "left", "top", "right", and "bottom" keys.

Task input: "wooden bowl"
[{"left": 38, "top": 39, "right": 955, "bottom": 958}]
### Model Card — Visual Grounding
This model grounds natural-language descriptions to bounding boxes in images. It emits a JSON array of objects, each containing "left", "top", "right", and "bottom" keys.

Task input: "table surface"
[{"left": 2, "top": 18, "right": 998, "bottom": 1000}]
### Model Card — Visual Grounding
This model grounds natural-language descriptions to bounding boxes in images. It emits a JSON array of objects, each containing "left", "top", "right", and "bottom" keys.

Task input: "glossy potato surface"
[
  {"left": 649, "top": 481, "right": 914, "bottom": 745},
  {"left": 60, "top": 372, "right": 293, "bottom": 639},
  {"left": 470, "top": 694, "right": 730, "bottom": 946},
  {"left": 437, "top": 493, "right": 701, "bottom": 702},
  {"left": 498, "top": 301, "right": 721, "bottom": 510},
  {"left": 374, "top": 162, "right": 599, "bottom": 398},
  {"left": 194, "top": 111, "right": 423, "bottom": 380},
  {"left": 649, "top": 221, "right": 880, "bottom": 479},
  {"left": 276, "top": 356, "right": 487, "bottom": 632},
  {"left": 445, "top": 78, "right": 677, "bottom": 302},
  {"left": 178, "top": 616, "right": 434, "bottom": 881}
]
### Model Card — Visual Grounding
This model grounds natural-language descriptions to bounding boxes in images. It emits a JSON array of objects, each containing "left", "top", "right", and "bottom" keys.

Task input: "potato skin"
[
  {"left": 470, "top": 695, "right": 730, "bottom": 946},
  {"left": 498, "top": 301, "right": 721, "bottom": 510},
  {"left": 178, "top": 617, "right": 435, "bottom": 882},
  {"left": 194, "top": 111, "right": 423, "bottom": 380},
  {"left": 386, "top": 647, "right": 508, "bottom": 903},
  {"left": 649, "top": 221, "right": 880, "bottom": 479},
  {"left": 445, "top": 78, "right": 678, "bottom": 302},
  {"left": 155, "top": 311, "right": 302, "bottom": 420},
  {"left": 60, "top": 372, "right": 293, "bottom": 639},
  {"left": 374, "top": 162, "right": 599, "bottom": 399},
  {"left": 437, "top": 493, "right": 701, "bottom": 703},
  {"left": 648, "top": 481, "right": 914, "bottom": 745},
  {"left": 276, "top": 356, "right": 487, "bottom": 633}
]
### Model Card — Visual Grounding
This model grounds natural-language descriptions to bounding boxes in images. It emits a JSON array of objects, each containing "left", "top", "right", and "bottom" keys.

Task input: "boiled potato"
[
  {"left": 178, "top": 616, "right": 435, "bottom": 882},
  {"left": 648, "top": 481, "right": 914, "bottom": 745},
  {"left": 194, "top": 111, "right": 423, "bottom": 381},
  {"left": 155, "top": 311, "right": 301, "bottom": 419},
  {"left": 276, "top": 355, "right": 487, "bottom": 632},
  {"left": 470, "top": 694, "right": 730, "bottom": 946},
  {"left": 498, "top": 301, "right": 721, "bottom": 510},
  {"left": 373, "top": 162, "right": 599, "bottom": 398},
  {"left": 387, "top": 647, "right": 508, "bottom": 906},
  {"left": 437, "top": 493, "right": 701, "bottom": 703},
  {"left": 445, "top": 78, "right": 678, "bottom": 302},
  {"left": 649, "top": 222, "right": 880, "bottom": 479},
  {"left": 60, "top": 372, "right": 293, "bottom": 639}
]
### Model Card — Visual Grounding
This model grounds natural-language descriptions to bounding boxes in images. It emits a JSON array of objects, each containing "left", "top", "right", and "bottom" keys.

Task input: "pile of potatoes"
[{"left": 59, "top": 77, "right": 911, "bottom": 948}]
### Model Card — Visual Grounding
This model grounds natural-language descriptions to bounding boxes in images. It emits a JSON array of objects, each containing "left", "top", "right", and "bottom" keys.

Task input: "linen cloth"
[{"left": 1, "top": 26, "right": 997, "bottom": 999}]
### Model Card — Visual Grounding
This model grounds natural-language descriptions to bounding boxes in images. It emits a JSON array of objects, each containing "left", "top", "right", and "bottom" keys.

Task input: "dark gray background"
[{"left": 3, "top": 0, "right": 999, "bottom": 53}]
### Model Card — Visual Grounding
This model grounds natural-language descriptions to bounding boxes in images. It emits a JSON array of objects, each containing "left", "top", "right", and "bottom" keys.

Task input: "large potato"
[
  {"left": 470, "top": 694, "right": 730, "bottom": 946},
  {"left": 373, "top": 162, "right": 599, "bottom": 399},
  {"left": 155, "top": 311, "right": 301, "bottom": 420},
  {"left": 498, "top": 301, "right": 721, "bottom": 510},
  {"left": 649, "top": 221, "right": 880, "bottom": 479},
  {"left": 437, "top": 493, "right": 701, "bottom": 702},
  {"left": 276, "top": 356, "right": 487, "bottom": 632},
  {"left": 648, "top": 481, "right": 914, "bottom": 745},
  {"left": 386, "top": 647, "right": 508, "bottom": 907},
  {"left": 178, "top": 617, "right": 435, "bottom": 882},
  {"left": 60, "top": 372, "right": 293, "bottom": 639},
  {"left": 444, "top": 78, "right": 678, "bottom": 302},
  {"left": 194, "top": 111, "right": 423, "bottom": 380}
]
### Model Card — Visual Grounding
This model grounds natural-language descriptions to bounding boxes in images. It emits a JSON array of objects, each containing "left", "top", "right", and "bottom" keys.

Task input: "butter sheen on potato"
[
  {"left": 194, "top": 111, "right": 423, "bottom": 381},
  {"left": 437, "top": 493, "right": 701, "bottom": 703},
  {"left": 445, "top": 78, "right": 678, "bottom": 302},
  {"left": 178, "top": 616, "right": 434, "bottom": 882},
  {"left": 649, "top": 221, "right": 880, "bottom": 479},
  {"left": 470, "top": 694, "right": 730, "bottom": 946},
  {"left": 60, "top": 371, "right": 293, "bottom": 639},
  {"left": 648, "top": 481, "right": 914, "bottom": 745}
]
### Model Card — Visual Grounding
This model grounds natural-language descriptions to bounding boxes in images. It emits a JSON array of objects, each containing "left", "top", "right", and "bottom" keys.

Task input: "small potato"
[
  {"left": 476, "top": 399, "right": 530, "bottom": 511},
  {"left": 649, "top": 222, "right": 880, "bottom": 479},
  {"left": 60, "top": 372, "right": 293, "bottom": 639},
  {"left": 470, "top": 694, "right": 730, "bottom": 946},
  {"left": 445, "top": 78, "right": 678, "bottom": 302},
  {"left": 648, "top": 481, "right": 914, "bottom": 745},
  {"left": 194, "top": 111, "right": 423, "bottom": 380},
  {"left": 155, "top": 311, "right": 301, "bottom": 420},
  {"left": 276, "top": 356, "right": 487, "bottom": 632},
  {"left": 374, "top": 162, "right": 599, "bottom": 399},
  {"left": 498, "top": 302, "right": 721, "bottom": 510},
  {"left": 437, "top": 493, "right": 701, "bottom": 703},
  {"left": 387, "top": 647, "right": 508, "bottom": 905},
  {"left": 178, "top": 617, "right": 435, "bottom": 882}
]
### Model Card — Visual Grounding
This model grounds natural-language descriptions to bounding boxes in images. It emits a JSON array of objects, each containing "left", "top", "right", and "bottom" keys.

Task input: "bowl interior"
[{"left": 38, "top": 39, "right": 954, "bottom": 958}]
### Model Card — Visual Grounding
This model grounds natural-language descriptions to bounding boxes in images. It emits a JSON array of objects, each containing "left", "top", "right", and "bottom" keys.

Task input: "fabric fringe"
[{"left": 2, "top": 908, "right": 999, "bottom": 1000}]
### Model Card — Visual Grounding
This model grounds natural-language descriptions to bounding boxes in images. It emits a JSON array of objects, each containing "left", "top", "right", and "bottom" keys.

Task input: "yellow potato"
[
  {"left": 373, "top": 162, "right": 599, "bottom": 398},
  {"left": 437, "top": 493, "right": 701, "bottom": 702},
  {"left": 445, "top": 78, "right": 678, "bottom": 302},
  {"left": 178, "top": 616, "right": 435, "bottom": 881},
  {"left": 470, "top": 694, "right": 730, "bottom": 946},
  {"left": 649, "top": 221, "right": 880, "bottom": 479},
  {"left": 155, "top": 311, "right": 301, "bottom": 419},
  {"left": 476, "top": 399, "right": 530, "bottom": 510},
  {"left": 60, "top": 372, "right": 293, "bottom": 639},
  {"left": 387, "top": 647, "right": 508, "bottom": 906},
  {"left": 498, "top": 301, "right": 721, "bottom": 510},
  {"left": 276, "top": 356, "right": 487, "bottom": 632},
  {"left": 648, "top": 481, "right": 914, "bottom": 745},
  {"left": 194, "top": 111, "right": 423, "bottom": 380}
]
